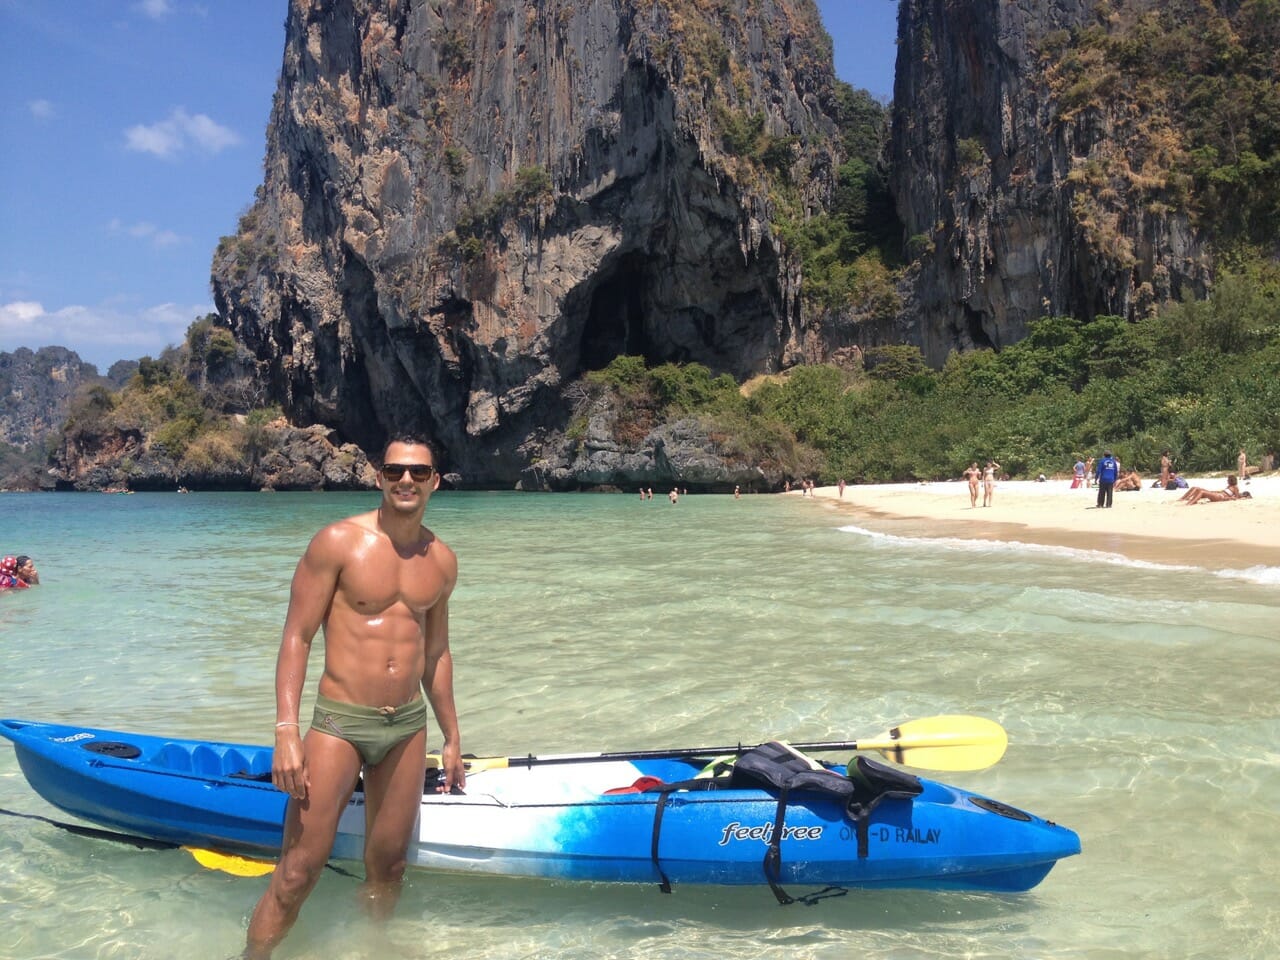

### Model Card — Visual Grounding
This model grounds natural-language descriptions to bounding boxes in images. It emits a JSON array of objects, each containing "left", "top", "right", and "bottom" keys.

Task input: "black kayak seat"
[{"left": 645, "top": 741, "right": 923, "bottom": 903}]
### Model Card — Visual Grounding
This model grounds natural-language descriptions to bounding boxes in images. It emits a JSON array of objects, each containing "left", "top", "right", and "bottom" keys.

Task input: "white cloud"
[
  {"left": 124, "top": 107, "right": 240, "bottom": 159},
  {"left": 124, "top": 121, "right": 183, "bottom": 158},
  {"left": 108, "top": 219, "right": 185, "bottom": 247},
  {"left": 28, "top": 99, "right": 55, "bottom": 120},
  {"left": 0, "top": 298, "right": 212, "bottom": 370},
  {"left": 135, "top": 0, "right": 173, "bottom": 19},
  {"left": 181, "top": 111, "right": 241, "bottom": 152},
  {"left": 0, "top": 301, "right": 44, "bottom": 332}
]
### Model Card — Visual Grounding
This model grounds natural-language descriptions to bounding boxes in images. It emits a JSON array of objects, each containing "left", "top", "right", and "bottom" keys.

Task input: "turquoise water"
[{"left": 0, "top": 491, "right": 1277, "bottom": 959}]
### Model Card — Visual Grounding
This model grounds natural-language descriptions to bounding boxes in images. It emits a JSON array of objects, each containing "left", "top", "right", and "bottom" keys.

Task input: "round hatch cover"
[
  {"left": 969, "top": 796, "right": 1033, "bottom": 821},
  {"left": 82, "top": 740, "right": 142, "bottom": 759}
]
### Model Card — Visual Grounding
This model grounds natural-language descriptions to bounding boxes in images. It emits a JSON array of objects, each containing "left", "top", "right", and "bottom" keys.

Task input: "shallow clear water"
[{"left": 1, "top": 491, "right": 1276, "bottom": 959}]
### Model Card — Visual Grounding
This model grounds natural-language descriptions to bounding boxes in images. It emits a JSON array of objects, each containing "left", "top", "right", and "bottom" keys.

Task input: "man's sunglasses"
[{"left": 380, "top": 463, "right": 437, "bottom": 482}]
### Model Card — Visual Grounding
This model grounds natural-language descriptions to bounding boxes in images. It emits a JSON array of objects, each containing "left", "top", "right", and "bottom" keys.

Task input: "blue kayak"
[{"left": 0, "top": 718, "right": 1079, "bottom": 894}]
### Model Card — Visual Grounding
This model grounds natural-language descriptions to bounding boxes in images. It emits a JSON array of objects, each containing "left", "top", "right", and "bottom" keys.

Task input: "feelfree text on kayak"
[{"left": 717, "top": 821, "right": 943, "bottom": 846}]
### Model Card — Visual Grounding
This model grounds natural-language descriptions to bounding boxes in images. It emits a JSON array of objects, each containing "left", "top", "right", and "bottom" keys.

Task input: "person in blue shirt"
[{"left": 1095, "top": 451, "right": 1121, "bottom": 508}]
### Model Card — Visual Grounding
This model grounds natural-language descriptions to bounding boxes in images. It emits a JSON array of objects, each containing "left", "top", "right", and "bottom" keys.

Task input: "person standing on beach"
[
  {"left": 838, "top": 478, "right": 846, "bottom": 499},
  {"left": 244, "top": 436, "right": 464, "bottom": 959},
  {"left": 982, "top": 460, "right": 999, "bottom": 507},
  {"left": 1071, "top": 458, "right": 1085, "bottom": 489},
  {"left": 1095, "top": 450, "right": 1120, "bottom": 508},
  {"left": 1160, "top": 451, "right": 1172, "bottom": 490},
  {"left": 964, "top": 462, "right": 982, "bottom": 506},
  {"left": 1085, "top": 456, "right": 1095, "bottom": 487},
  {"left": 1238, "top": 448, "right": 1248, "bottom": 481}
]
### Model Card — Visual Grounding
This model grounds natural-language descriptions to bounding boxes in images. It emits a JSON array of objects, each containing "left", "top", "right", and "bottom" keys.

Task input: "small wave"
[
  {"left": 1216, "top": 565, "right": 1280, "bottom": 586},
  {"left": 835, "top": 523, "right": 1280, "bottom": 585}
]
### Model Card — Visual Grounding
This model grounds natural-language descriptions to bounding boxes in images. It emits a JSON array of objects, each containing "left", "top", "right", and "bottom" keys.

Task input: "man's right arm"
[{"left": 271, "top": 525, "right": 345, "bottom": 799}]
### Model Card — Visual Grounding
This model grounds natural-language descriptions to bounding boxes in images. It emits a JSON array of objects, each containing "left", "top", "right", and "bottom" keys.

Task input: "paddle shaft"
[
  {"left": 507, "top": 739, "right": 865, "bottom": 766},
  {"left": 443, "top": 732, "right": 925, "bottom": 769},
  {"left": 431, "top": 716, "right": 1008, "bottom": 773}
]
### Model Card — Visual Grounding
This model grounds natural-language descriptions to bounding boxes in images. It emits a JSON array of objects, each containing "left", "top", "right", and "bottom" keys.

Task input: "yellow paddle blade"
[
  {"left": 427, "top": 753, "right": 509, "bottom": 772},
  {"left": 183, "top": 846, "right": 276, "bottom": 877},
  {"left": 694, "top": 754, "right": 738, "bottom": 779},
  {"left": 855, "top": 715, "right": 1008, "bottom": 771}
]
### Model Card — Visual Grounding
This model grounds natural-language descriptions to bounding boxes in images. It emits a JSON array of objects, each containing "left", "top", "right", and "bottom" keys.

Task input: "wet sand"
[{"left": 796, "top": 474, "right": 1280, "bottom": 572}]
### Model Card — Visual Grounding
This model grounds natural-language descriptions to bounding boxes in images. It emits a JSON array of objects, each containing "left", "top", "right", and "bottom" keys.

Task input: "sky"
[{"left": 0, "top": 0, "right": 899, "bottom": 373}]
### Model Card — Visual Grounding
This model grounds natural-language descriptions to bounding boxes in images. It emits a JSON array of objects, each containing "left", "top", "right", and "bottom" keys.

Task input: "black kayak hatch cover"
[{"left": 81, "top": 741, "right": 142, "bottom": 760}]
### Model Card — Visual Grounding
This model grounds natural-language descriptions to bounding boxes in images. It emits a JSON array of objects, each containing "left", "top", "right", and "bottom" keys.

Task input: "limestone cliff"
[
  {"left": 49, "top": 418, "right": 376, "bottom": 492},
  {"left": 0, "top": 347, "right": 106, "bottom": 451},
  {"left": 889, "top": 0, "right": 1211, "bottom": 363},
  {"left": 212, "top": 0, "right": 842, "bottom": 486}
]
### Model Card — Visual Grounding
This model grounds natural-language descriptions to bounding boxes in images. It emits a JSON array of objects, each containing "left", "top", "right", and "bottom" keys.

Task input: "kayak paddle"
[
  {"left": 429, "top": 715, "right": 1007, "bottom": 774},
  {"left": 183, "top": 846, "right": 276, "bottom": 877},
  {"left": 0, "top": 803, "right": 281, "bottom": 878}
]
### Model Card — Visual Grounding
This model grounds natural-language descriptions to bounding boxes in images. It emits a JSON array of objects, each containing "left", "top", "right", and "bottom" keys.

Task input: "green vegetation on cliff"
[
  {"left": 60, "top": 319, "right": 279, "bottom": 482},
  {"left": 773, "top": 82, "right": 903, "bottom": 317},
  {"left": 649, "top": 0, "right": 902, "bottom": 318},
  {"left": 1044, "top": 0, "right": 1279, "bottom": 252},
  {"left": 585, "top": 263, "right": 1280, "bottom": 482}
]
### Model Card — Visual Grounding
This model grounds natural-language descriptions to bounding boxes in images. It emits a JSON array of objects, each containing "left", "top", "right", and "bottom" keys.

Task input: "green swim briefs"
[{"left": 311, "top": 693, "right": 428, "bottom": 766}]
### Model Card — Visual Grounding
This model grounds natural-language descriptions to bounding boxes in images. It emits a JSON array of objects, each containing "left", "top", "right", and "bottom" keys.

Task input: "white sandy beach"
[{"left": 797, "top": 473, "right": 1280, "bottom": 572}]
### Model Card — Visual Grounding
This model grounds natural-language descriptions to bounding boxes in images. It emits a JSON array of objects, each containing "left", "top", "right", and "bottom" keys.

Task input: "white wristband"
[{"left": 275, "top": 721, "right": 299, "bottom": 729}]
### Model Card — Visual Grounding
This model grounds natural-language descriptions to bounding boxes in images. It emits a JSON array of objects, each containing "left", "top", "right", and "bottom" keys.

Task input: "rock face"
[
  {"left": 212, "top": 0, "right": 841, "bottom": 486},
  {"left": 889, "top": 0, "right": 1210, "bottom": 364},
  {"left": 522, "top": 414, "right": 776, "bottom": 493},
  {"left": 50, "top": 418, "right": 377, "bottom": 492},
  {"left": 210, "top": 0, "right": 1228, "bottom": 489},
  {"left": 0, "top": 347, "right": 103, "bottom": 450}
]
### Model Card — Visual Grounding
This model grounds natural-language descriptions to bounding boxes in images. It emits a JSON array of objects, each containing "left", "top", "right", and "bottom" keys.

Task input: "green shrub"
[
  {"left": 956, "top": 137, "right": 987, "bottom": 168},
  {"left": 720, "top": 110, "right": 765, "bottom": 156},
  {"left": 154, "top": 416, "right": 202, "bottom": 458},
  {"left": 566, "top": 259, "right": 1280, "bottom": 482}
]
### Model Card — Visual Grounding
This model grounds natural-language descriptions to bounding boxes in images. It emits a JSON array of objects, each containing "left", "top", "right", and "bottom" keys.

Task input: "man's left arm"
[{"left": 422, "top": 591, "right": 464, "bottom": 792}]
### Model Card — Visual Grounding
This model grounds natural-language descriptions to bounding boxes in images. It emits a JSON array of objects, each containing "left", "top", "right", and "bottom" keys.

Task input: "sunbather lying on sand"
[{"left": 1180, "top": 476, "right": 1249, "bottom": 504}]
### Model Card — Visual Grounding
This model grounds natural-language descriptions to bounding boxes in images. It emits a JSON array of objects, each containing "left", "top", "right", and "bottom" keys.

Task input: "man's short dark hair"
[
  {"left": 15, "top": 555, "right": 30, "bottom": 567},
  {"left": 380, "top": 434, "right": 436, "bottom": 465}
]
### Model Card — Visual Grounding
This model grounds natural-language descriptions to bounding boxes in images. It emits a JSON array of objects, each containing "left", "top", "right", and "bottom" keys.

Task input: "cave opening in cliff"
[
  {"left": 579, "top": 252, "right": 660, "bottom": 372},
  {"left": 962, "top": 304, "right": 996, "bottom": 351}
]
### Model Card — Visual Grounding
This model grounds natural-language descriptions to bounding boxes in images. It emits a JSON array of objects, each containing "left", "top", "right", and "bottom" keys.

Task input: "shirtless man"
[
  {"left": 244, "top": 436, "right": 464, "bottom": 959},
  {"left": 1114, "top": 468, "right": 1143, "bottom": 492}
]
